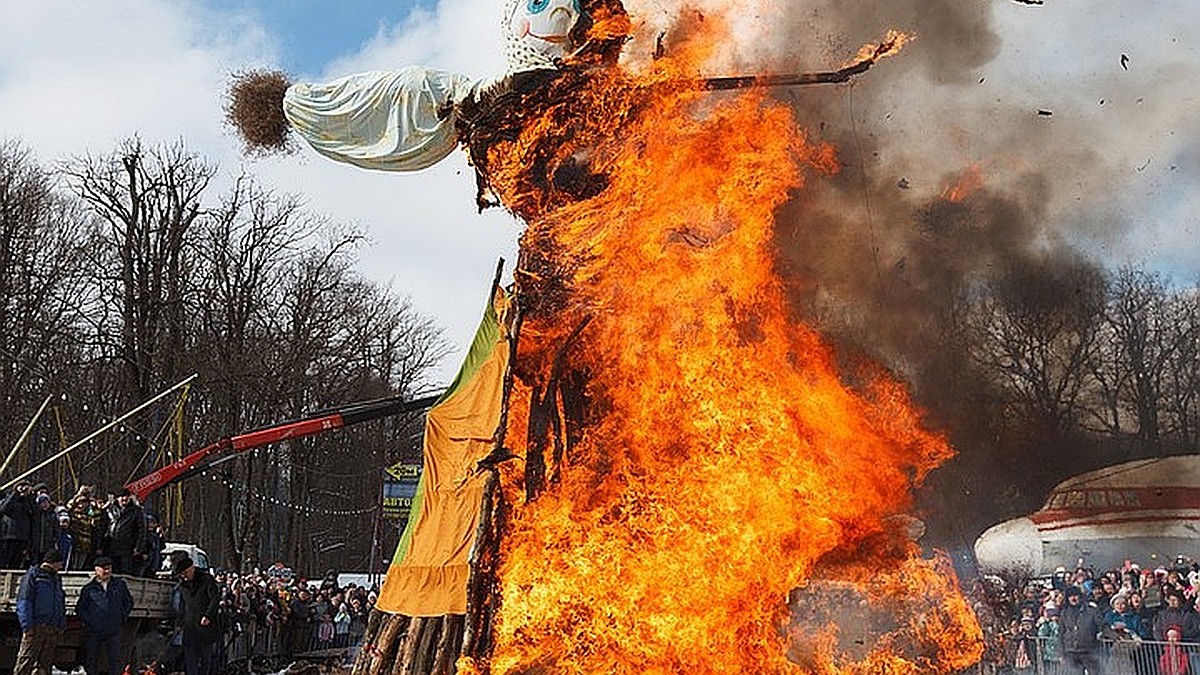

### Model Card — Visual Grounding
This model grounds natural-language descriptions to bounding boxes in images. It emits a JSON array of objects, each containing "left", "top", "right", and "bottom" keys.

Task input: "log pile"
[{"left": 351, "top": 613, "right": 466, "bottom": 675}]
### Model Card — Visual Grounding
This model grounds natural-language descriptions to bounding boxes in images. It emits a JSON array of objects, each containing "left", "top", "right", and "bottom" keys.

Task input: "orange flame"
[
  {"left": 466, "top": 12, "right": 981, "bottom": 675},
  {"left": 845, "top": 29, "right": 914, "bottom": 67},
  {"left": 941, "top": 165, "right": 985, "bottom": 203}
]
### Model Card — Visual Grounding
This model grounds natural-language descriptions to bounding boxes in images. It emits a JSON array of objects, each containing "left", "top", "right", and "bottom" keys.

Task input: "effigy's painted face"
[{"left": 504, "top": 0, "right": 583, "bottom": 71}]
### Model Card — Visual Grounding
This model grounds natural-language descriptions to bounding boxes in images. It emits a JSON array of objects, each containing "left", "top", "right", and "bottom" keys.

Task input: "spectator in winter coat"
[
  {"left": 1105, "top": 594, "right": 1146, "bottom": 675},
  {"left": 1127, "top": 590, "right": 1156, "bottom": 630},
  {"left": 76, "top": 556, "right": 135, "bottom": 675},
  {"left": 14, "top": 549, "right": 66, "bottom": 675},
  {"left": 67, "top": 486, "right": 103, "bottom": 569},
  {"left": 1037, "top": 607, "right": 1063, "bottom": 669},
  {"left": 288, "top": 589, "right": 313, "bottom": 657},
  {"left": 334, "top": 603, "right": 351, "bottom": 647},
  {"left": 316, "top": 612, "right": 335, "bottom": 649},
  {"left": 175, "top": 555, "right": 221, "bottom": 675},
  {"left": 105, "top": 489, "right": 147, "bottom": 575},
  {"left": 144, "top": 514, "right": 165, "bottom": 578},
  {"left": 0, "top": 481, "right": 35, "bottom": 568},
  {"left": 28, "top": 494, "right": 59, "bottom": 568},
  {"left": 55, "top": 510, "right": 74, "bottom": 570},
  {"left": 1059, "top": 586, "right": 1106, "bottom": 675},
  {"left": 1105, "top": 594, "right": 1149, "bottom": 639},
  {"left": 1160, "top": 627, "right": 1191, "bottom": 675},
  {"left": 1154, "top": 592, "right": 1200, "bottom": 641}
]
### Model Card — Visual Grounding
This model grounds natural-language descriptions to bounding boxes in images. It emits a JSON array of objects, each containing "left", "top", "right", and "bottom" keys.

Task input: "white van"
[{"left": 158, "top": 542, "right": 211, "bottom": 577}]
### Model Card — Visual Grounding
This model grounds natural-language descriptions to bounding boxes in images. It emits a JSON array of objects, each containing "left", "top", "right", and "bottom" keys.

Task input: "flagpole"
[
  {"left": 1, "top": 395, "right": 53, "bottom": 480},
  {"left": 1, "top": 374, "right": 199, "bottom": 491}
]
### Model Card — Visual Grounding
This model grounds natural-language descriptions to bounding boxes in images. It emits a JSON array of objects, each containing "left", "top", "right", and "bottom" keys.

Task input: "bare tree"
[
  {"left": 5, "top": 135, "right": 448, "bottom": 574},
  {"left": 963, "top": 256, "right": 1107, "bottom": 434},
  {"left": 0, "top": 141, "right": 92, "bottom": 464},
  {"left": 1102, "top": 267, "right": 1178, "bottom": 447},
  {"left": 63, "top": 139, "right": 214, "bottom": 488},
  {"left": 1162, "top": 286, "right": 1200, "bottom": 450}
]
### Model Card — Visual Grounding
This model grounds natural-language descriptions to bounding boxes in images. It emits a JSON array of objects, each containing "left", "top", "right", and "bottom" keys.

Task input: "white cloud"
[
  {"left": 0, "top": 0, "right": 514, "bottom": 384},
  {"left": 0, "top": 0, "right": 273, "bottom": 159},
  {"left": 1, "top": 0, "right": 1197, "bottom": 387}
]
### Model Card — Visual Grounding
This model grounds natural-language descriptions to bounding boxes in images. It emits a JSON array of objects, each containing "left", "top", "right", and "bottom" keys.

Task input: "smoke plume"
[{"left": 622, "top": 0, "right": 1200, "bottom": 552}]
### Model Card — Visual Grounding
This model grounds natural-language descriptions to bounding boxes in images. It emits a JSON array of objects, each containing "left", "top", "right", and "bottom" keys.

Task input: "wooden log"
[
  {"left": 525, "top": 316, "right": 590, "bottom": 500},
  {"left": 411, "top": 617, "right": 445, "bottom": 675},
  {"left": 434, "top": 615, "right": 466, "bottom": 675},
  {"left": 463, "top": 472, "right": 508, "bottom": 662},
  {"left": 351, "top": 610, "right": 386, "bottom": 675},
  {"left": 394, "top": 616, "right": 424, "bottom": 675},
  {"left": 368, "top": 614, "right": 410, "bottom": 675}
]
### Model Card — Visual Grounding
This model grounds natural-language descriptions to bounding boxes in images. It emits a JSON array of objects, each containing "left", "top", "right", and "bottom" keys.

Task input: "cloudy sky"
[{"left": 1, "top": 0, "right": 1196, "bottom": 384}]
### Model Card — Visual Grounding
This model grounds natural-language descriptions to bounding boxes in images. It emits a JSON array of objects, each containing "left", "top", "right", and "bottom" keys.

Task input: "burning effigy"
[{"left": 228, "top": 0, "right": 984, "bottom": 672}]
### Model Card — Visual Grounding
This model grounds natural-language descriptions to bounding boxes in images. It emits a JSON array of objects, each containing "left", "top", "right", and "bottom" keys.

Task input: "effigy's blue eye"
[{"left": 526, "top": 0, "right": 551, "bottom": 14}]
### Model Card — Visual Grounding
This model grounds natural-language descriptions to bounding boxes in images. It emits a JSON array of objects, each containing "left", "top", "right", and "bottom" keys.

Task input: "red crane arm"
[{"left": 125, "top": 393, "right": 440, "bottom": 501}]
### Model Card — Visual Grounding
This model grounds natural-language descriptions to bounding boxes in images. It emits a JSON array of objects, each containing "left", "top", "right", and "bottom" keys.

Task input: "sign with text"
[{"left": 382, "top": 461, "right": 422, "bottom": 519}]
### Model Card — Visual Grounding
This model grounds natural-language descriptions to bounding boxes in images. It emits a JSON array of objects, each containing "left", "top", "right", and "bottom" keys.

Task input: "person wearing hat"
[
  {"left": 28, "top": 491, "right": 60, "bottom": 569},
  {"left": 143, "top": 513, "right": 165, "bottom": 578},
  {"left": 13, "top": 549, "right": 66, "bottom": 675},
  {"left": 76, "top": 556, "right": 134, "bottom": 675},
  {"left": 105, "top": 488, "right": 148, "bottom": 576},
  {"left": 174, "top": 555, "right": 220, "bottom": 675},
  {"left": 1037, "top": 606, "right": 1063, "bottom": 670},
  {"left": 1153, "top": 590, "right": 1199, "bottom": 641},
  {"left": 67, "top": 485, "right": 102, "bottom": 569},
  {"left": 1059, "top": 585, "right": 1106, "bottom": 674},
  {"left": 0, "top": 479, "right": 35, "bottom": 568},
  {"left": 54, "top": 509, "right": 74, "bottom": 570}
]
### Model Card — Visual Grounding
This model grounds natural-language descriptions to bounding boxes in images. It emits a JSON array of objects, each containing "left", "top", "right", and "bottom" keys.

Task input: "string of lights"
[{"left": 202, "top": 470, "right": 377, "bottom": 518}]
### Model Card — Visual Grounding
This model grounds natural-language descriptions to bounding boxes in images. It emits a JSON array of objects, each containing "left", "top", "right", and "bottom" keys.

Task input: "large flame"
[{"left": 465, "top": 12, "right": 982, "bottom": 675}]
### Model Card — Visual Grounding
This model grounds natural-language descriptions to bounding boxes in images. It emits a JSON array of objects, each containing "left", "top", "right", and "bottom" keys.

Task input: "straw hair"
[{"left": 225, "top": 69, "right": 295, "bottom": 155}]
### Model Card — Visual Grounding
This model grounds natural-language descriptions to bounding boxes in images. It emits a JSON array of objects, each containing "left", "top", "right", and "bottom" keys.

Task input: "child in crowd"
[{"left": 1161, "top": 627, "right": 1190, "bottom": 675}]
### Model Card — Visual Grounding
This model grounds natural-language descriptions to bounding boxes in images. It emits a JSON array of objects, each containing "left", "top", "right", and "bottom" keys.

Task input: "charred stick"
[
  {"left": 696, "top": 35, "right": 902, "bottom": 91},
  {"left": 463, "top": 257, "right": 522, "bottom": 664},
  {"left": 699, "top": 52, "right": 885, "bottom": 92}
]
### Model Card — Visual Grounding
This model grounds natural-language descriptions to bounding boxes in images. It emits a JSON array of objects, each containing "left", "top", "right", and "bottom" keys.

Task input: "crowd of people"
[
  {"left": 973, "top": 559, "right": 1200, "bottom": 674},
  {"left": 1, "top": 479, "right": 164, "bottom": 576},
  {"left": 211, "top": 562, "right": 377, "bottom": 660},
  {"left": 13, "top": 546, "right": 378, "bottom": 675},
  {"left": 7, "top": 477, "right": 379, "bottom": 675}
]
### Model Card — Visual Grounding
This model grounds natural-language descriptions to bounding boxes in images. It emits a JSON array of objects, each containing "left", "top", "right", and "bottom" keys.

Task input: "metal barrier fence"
[
  {"left": 198, "top": 613, "right": 365, "bottom": 673},
  {"left": 966, "top": 636, "right": 1200, "bottom": 675},
  {"left": 199, "top": 619, "right": 1200, "bottom": 675}
]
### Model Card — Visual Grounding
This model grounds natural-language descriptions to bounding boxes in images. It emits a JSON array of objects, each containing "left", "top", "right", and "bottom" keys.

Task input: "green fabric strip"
[
  {"left": 390, "top": 284, "right": 503, "bottom": 566},
  {"left": 390, "top": 468, "right": 427, "bottom": 564},
  {"left": 435, "top": 286, "right": 503, "bottom": 406}
]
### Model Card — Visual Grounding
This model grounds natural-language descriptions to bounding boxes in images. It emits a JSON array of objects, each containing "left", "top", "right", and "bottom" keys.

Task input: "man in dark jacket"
[
  {"left": 76, "top": 556, "right": 135, "bottom": 675},
  {"left": 28, "top": 493, "right": 59, "bottom": 568},
  {"left": 14, "top": 549, "right": 67, "bottom": 675},
  {"left": 1, "top": 480, "right": 35, "bottom": 568},
  {"left": 288, "top": 588, "right": 313, "bottom": 657},
  {"left": 143, "top": 514, "right": 165, "bottom": 578},
  {"left": 105, "top": 489, "right": 147, "bottom": 575},
  {"left": 1060, "top": 585, "right": 1107, "bottom": 675},
  {"left": 175, "top": 555, "right": 220, "bottom": 675},
  {"left": 1153, "top": 590, "right": 1199, "bottom": 641}
]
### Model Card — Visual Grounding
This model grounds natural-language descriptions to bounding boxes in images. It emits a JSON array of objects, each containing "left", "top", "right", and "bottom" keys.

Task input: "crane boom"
[{"left": 126, "top": 393, "right": 440, "bottom": 501}]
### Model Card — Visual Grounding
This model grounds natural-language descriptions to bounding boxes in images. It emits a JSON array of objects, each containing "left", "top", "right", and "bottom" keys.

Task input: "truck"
[{"left": 0, "top": 568, "right": 174, "bottom": 673}]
